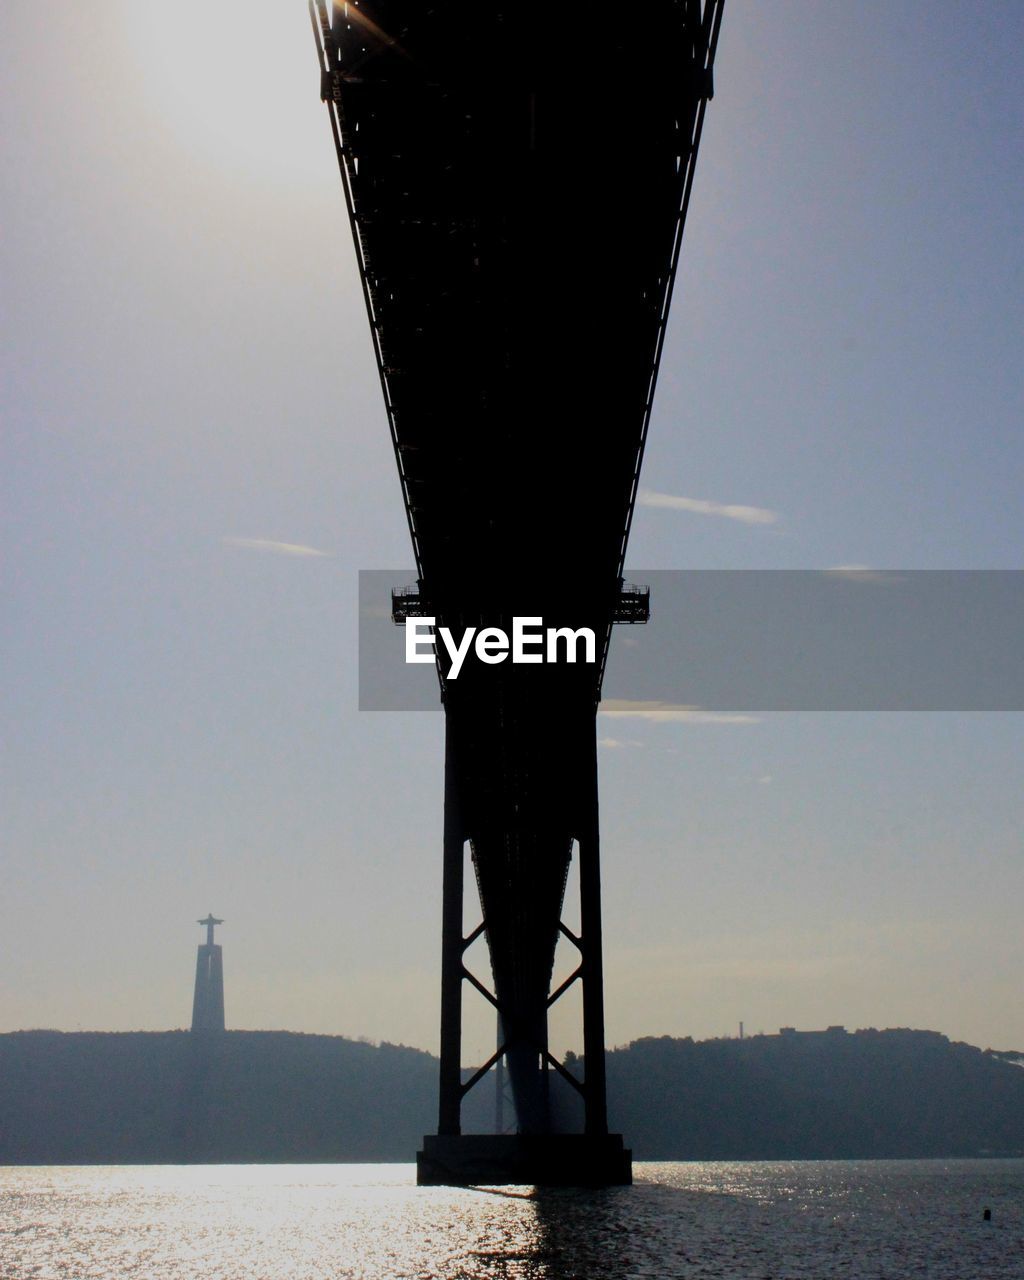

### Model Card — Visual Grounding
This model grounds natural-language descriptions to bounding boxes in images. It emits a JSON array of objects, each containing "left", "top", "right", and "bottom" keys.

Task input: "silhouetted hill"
[
  {"left": 0, "top": 1031, "right": 440, "bottom": 1163},
  {"left": 2, "top": 1027, "right": 1022, "bottom": 1163},
  {"left": 607, "top": 1029, "right": 1024, "bottom": 1159}
]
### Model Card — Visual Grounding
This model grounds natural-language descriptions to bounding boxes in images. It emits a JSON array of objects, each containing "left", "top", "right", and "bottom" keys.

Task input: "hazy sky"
[{"left": 3, "top": 2, "right": 1022, "bottom": 1063}]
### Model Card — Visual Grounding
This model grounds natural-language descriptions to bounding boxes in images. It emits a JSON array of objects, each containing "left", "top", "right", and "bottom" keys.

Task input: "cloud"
[
  {"left": 223, "top": 537, "right": 332, "bottom": 558},
  {"left": 599, "top": 700, "right": 759, "bottom": 725},
  {"left": 824, "top": 565, "right": 901, "bottom": 585},
  {"left": 638, "top": 488, "right": 779, "bottom": 526},
  {"left": 598, "top": 736, "right": 644, "bottom": 749}
]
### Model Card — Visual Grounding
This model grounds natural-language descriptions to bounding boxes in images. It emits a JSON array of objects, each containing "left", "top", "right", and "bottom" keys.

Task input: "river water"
[{"left": 2, "top": 1160, "right": 1022, "bottom": 1278}]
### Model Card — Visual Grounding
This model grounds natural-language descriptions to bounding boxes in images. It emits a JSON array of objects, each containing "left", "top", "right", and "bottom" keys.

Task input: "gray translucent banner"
[{"left": 358, "top": 570, "right": 1024, "bottom": 711}]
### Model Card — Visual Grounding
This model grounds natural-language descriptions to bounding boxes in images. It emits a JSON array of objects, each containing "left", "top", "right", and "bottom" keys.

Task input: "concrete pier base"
[{"left": 416, "top": 1133, "right": 632, "bottom": 1187}]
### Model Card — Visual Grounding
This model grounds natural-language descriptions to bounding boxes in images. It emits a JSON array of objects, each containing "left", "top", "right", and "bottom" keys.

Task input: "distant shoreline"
[{"left": 3, "top": 1028, "right": 1022, "bottom": 1164}]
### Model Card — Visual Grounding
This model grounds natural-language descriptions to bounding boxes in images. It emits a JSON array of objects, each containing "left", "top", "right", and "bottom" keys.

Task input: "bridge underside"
[{"left": 312, "top": 0, "right": 721, "bottom": 1182}]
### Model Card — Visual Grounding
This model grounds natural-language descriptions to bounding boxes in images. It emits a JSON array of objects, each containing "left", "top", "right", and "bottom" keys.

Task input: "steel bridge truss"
[{"left": 310, "top": 0, "right": 723, "bottom": 1186}]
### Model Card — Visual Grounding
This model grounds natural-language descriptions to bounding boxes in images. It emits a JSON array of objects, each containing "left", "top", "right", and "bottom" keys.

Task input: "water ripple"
[{"left": 2, "top": 1160, "right": 1022, "bottom": 1279}]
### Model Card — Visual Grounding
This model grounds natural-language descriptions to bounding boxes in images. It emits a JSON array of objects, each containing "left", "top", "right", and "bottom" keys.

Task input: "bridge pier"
[
  {"left": 437, "top": 724, "right": 466, "bottom": 1137},
  {"left": 578, "top": 720, "right": 609, "bottom": 1139},
  {"left": 417, "top": 1133, "right": 631, "bottom": 1188},
  {"left": 419, "top": 693, "right": 631, "bottom": 1185}
]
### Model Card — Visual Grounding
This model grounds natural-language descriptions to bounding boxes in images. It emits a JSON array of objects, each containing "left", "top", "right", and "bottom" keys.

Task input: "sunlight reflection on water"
[{"left": 2, "top": 1160, "right": 1023, "bottom": 1279}]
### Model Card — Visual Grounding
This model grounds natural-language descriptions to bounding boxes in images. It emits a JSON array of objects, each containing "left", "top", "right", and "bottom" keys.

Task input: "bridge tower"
[{"left": 310, "top": 0, "right": 723, "bottom": 1184}]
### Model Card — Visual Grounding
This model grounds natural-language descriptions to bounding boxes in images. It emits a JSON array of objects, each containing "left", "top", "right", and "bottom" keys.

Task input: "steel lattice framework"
[{"left": 311, "top": 0, "right": 722, "bottom": 1185}]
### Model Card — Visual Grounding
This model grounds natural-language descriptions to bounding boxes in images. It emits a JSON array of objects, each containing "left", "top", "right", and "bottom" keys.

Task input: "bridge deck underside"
[{"left": 324, "top": 0, "right": 713, "bottom": 587}]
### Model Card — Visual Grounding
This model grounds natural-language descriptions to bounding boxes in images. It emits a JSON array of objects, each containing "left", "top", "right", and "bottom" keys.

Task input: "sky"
[{"left": 3, "top": 2, "right": 1023, "bottom": 1064}]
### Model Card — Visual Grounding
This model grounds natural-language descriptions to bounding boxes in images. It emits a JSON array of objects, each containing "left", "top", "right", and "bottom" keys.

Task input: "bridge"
[{"left": 310, "top": 0, "right": 722, "bottom": 1185}]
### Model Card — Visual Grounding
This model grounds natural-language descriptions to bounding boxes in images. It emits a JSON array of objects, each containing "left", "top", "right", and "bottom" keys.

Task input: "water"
[{"left": 2, "top": 1160, "right": 1022, "bottom": 1279}]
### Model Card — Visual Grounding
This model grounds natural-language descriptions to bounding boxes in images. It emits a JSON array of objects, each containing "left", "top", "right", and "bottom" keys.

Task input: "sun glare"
[{"left": 123, "top": 0, "right": 329, "bottom": 189}]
